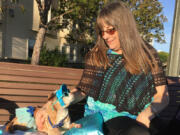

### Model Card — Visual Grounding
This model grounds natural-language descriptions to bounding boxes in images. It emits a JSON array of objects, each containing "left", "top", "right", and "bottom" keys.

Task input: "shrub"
[
  {"left": 158, "top": 51, "right": 169, "bottom": 63},
  {"left": 39, "top": 46, "right": 67, "bottom": 67}
]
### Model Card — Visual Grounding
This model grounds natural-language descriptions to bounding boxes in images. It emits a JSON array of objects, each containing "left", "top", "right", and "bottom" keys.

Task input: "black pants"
[{"left": 103, "top": 116, "right": 150, "bottom": 135}]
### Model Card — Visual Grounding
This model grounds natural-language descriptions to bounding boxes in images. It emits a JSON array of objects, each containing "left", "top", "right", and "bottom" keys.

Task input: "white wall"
[
  {"left": 0, "top": 0, "right": 59, "bottom": 60},
  {"left": 2, "top": 0, "right": 34, "bottom": 59},
  {"left": 0, "top": 24, "right": 2, "bottom": 58}
]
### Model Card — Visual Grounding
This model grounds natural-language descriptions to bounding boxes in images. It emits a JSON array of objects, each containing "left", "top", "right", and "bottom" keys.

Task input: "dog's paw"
[
  {"left": 70, "top": 123, "right": 82, "bottom": 128},
  {"left": 75, "top": 124, "right": 82, "bottom": 128}
]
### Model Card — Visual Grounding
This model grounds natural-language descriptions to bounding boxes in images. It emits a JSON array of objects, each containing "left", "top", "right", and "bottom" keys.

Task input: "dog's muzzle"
[
  {"left": 48, "top": 84, "right": 69, "bottom": 128},
  {"left": 56, "top": 84, "right": 70, "bottom": 107},
  {"left": 51, "top": 84, "right": 70, "bottom": 110}
]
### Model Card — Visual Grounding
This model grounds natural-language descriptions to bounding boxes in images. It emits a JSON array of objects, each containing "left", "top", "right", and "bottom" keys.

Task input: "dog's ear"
[{"left": 47, "top": 91, "right": 56, "bottom": 101}]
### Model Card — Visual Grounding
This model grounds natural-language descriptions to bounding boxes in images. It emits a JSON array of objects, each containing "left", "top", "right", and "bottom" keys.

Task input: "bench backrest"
[
  {"left": 0, "top": 62, "right": 180, "bottom": 125},
  {"left": 159, "top": 76, "right": 180, "bottom": 120},
  {"left": 0, "top": 62, "right": 83, "bottom": 125}
]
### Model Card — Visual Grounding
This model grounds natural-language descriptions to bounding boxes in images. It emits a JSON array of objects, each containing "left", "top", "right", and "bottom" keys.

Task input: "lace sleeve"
[
  {"left": 76, "top": 63, "right": 104, "bottom": 96},
  {"left": 148, "top": 45, "right": 167, "bottom": 86}
]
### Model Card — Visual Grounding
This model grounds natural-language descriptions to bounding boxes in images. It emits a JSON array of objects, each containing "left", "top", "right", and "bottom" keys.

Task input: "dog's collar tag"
[{"left": 56, "top": 84, "right": 69, "bottom": 107}]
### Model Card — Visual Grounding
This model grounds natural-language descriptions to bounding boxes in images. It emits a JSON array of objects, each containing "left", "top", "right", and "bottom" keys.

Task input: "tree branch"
[
  {"left": 36, "top": 0, "right": 43, "bottom": 14},
  {"left": 47, "top": 9, "right": 74, "bottom": 27},
  {"left": 44, "top": 0, "right": 52, "bottom": 17}
]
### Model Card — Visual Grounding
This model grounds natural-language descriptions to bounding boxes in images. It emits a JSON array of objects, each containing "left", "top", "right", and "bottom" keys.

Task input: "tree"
[
  {"left": 64, "top": 0, "right": 167, "bottom": 47},
  {"left": 65, "top": 0, "right": 102, "bottom": 52},
  {"left": 54, "top": 0, "right": 107, "bottom": 56},
  {"left": 31, "top": 0, "right": 106, "bottom": 65},
  {"left": 31, "top": 0, "right": 52, "bottom": 65},
  {"left": 158, "top": 51, "right": 169, "bottom": 63},
  {"left": 123, "top": 0, "right": 167, "bottom": 43},
  {"left": 31, "top": 0, "right": 74, "bottom": 65},
  {"left": 31, "top": 0, "right": 167, "bottom": 65},
  {"left": 58, "top": 0, "right": 167, "bottom": 56}
]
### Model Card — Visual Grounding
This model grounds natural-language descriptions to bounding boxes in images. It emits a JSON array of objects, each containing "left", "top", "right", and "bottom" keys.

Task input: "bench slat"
[
  {"left": 0, "top": 82, "right": 59, "bottom": 90},
  {"left": 0, "top": 68, "right": 82, "bottom": 80},
  {"left": 0, "top": 95, "right": 47, "bottom": 103},
  {"left": 167, "top": 76, "right": 180, "bottom": 84},
  {"left": 0, "top": 110, "right": 10, "bottom": 115},
  {"left": 0, "top": 88, "right": 51, "bottom": 96},
  {"left": 0, "top": 102, "right": 44, "bottom": 108},
  {"left": 0, "top": 82, "right": 76, "bottom": 91},
  {"left": 0, "top": 115, "right": 10, "bottom": 122},
  {"left": 0, "top": 62, "right": 83, "bottom": 74},
  {"left": 0, "top": 75, "right": 79, "bottom": 85}
]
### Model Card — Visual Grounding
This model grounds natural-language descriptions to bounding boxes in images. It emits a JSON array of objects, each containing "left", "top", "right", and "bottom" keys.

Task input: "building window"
[{"left": 28, "top": 39, "right": 35, "bottom": 58}]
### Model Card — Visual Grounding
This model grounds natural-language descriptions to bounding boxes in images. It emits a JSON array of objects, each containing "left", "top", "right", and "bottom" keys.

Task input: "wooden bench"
[
  {"left": 150, "top": 77, "right": 180, "bottom": 134},
  {"left": 0, "top": 62, "right": 83, "bottom": 125},
  {"left": 158, "top": 76, "right": 180, "bottom": 121},
  {"left": 0, "top": 62, "right": 180, "bottom": 129}
]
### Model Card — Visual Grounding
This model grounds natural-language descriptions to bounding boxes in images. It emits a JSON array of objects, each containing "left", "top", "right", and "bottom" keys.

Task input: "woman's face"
[{"left": 100, "top": 21, "right": 122, "bottom": 54}]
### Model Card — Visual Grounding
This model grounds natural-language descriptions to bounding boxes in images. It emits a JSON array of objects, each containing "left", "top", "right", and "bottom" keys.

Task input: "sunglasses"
[{"left": 100, "top": 28, "right": 116, "bottom": 37}]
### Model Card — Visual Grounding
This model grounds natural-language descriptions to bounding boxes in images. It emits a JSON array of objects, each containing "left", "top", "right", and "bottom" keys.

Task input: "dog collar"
[
  {"left": 48, "top": 114, "right": 68, "bottom": 128},
  {"left": 56, "top": 84, "right": 70, "bottom": 107}
]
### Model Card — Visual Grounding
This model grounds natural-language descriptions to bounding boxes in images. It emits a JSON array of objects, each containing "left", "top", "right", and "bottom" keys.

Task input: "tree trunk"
[{"left": 31, "top": 27, "right": 46, "bottom": 65}]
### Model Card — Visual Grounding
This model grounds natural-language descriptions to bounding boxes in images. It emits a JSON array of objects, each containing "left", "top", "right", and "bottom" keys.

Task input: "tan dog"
[{"left": 6, "top": 85, "right": 81, "bottom": 135}]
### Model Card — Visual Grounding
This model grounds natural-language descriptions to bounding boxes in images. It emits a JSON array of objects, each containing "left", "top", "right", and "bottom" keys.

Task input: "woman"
[{"left": 71, "top": 1, "right": 169, "bottom": 135}]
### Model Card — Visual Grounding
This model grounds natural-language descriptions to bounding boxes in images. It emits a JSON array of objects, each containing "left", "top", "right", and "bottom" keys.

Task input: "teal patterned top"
[
  {"left": 83, "top": 50, "right": 154, "bottom": 121},
  {"left": 77, "top": 47, "right": 166, "bottom": 116}
]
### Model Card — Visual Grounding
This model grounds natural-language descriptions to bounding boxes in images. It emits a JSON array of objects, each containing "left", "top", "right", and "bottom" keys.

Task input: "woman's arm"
[{"left": 136, "top": 85, "right": 169, "bottom": 127}]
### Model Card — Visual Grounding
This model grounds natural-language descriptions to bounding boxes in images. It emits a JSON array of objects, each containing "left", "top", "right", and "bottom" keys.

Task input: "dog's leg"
[
  {"left": 5, "top": 118, "right": 29, "bottom": 133},
  {"left": 5, "top": 118, "right": 17, "bottom": 133}
]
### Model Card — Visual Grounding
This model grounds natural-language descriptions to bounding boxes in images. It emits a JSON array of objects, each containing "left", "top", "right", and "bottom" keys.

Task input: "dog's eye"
[{"left": 64, "top": 92, "right": 69, "bottom": 96}]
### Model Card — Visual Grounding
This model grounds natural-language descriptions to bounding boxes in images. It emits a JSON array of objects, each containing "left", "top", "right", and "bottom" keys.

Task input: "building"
[
  {"left": 0, "top": 0, "right": 59, "bottom": 61},
  {"left": 0, "top": 0, "right": 82, "bottom": 64}
]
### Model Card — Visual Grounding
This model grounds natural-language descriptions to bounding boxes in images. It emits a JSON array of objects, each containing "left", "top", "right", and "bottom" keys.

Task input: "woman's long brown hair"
[{"left": 86, "top": 1, "right": 158, "bottom": 74}]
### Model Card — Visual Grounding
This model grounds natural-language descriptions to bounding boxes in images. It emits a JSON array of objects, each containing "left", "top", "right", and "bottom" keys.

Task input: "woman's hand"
[
  {"left": 136, "top": 85, "right": 169, "bottom": 128},
  {"left": 136, "top": 109, "right": 151, "bottom": 128},
  {"left": 70, "top": 88, "right": 86, "bottom": 104}
]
